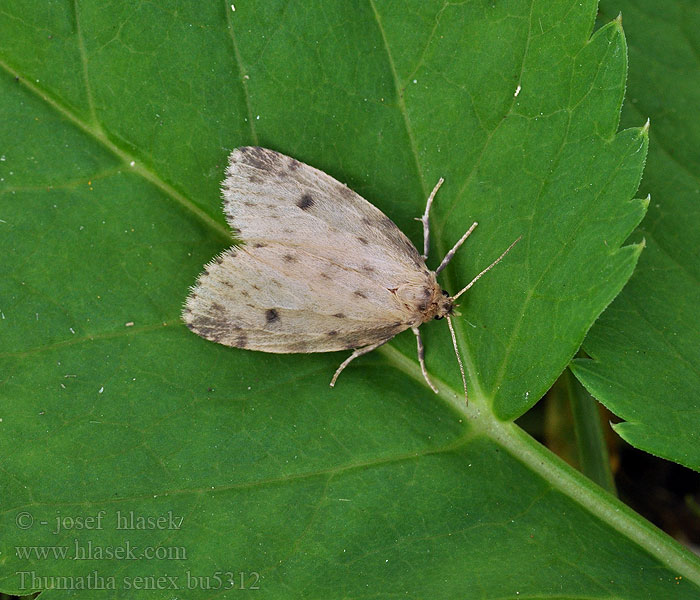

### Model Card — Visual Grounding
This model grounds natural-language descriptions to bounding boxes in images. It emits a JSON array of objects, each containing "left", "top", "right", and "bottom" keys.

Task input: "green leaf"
[
  {"left": 1, "top": 1, "right": 699, "bottom": 598},
  {"left": 572, "top": 1, "right": 700, "bottom": 472}
]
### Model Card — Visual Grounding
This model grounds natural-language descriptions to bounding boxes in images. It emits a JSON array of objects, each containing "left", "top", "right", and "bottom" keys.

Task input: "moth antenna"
[
  {"left": 419, "top": 177, "right": 445, "bottom": 260},
  {"left": 435, "top": 221, "right": 478, "bottom": 275},
  {"left": 446, "top": 315, "right": 468, "bottom": 404},
  {"left": 452, "top": 235, "right": 522, "bottom": 300}
]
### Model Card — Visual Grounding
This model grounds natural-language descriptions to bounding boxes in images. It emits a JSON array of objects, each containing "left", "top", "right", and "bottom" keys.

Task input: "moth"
[{"left": 183, "top": 147, "right": 519, "bottom": 400}]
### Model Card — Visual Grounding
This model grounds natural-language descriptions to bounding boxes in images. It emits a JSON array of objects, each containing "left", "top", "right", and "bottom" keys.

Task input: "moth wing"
[
  {"left": 184, "top": 244, "right": 423, "bottom": 353},
  {"left": 184, "top": 146, "right": 438, "bottom": 354},
  {"left": 222, "top": 146, "right": 427, "bottom": 279}
]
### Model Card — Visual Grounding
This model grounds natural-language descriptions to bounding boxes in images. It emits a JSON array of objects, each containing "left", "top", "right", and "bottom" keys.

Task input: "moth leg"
[
  {"left": 435, "top": 221, "right": 478, "bottom": 275},
  {"left": 417, "top": 178, "right": 444, "bottom": 260},
  {"left": 329, "top": 340, "right": 387, "bottom": 387},
  {"left": 412, "top": 327, "right": 439, "bottom": 394}
]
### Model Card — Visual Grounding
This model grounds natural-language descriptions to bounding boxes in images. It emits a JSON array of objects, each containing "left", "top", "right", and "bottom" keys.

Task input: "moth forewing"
[{"left": 184, "top": 147, "right": 519, "bottom": 402}]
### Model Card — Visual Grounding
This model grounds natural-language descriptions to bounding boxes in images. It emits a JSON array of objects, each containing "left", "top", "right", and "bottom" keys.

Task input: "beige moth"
[{"left": 183, "top": 147, "right": 519, "bottom": 400}]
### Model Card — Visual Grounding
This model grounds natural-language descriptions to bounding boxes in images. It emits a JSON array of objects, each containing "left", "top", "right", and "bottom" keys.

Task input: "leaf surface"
[
  {"left": 1, "top": 1, "right": 698, "bottom": 598},
  {"left": 572, "top": 0, "right": 700, "bottom": 472}
]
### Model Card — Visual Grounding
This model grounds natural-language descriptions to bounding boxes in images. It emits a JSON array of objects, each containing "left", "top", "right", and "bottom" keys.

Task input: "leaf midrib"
[{"left": 0, "top": 57, "right": 232, "bottom": 243}]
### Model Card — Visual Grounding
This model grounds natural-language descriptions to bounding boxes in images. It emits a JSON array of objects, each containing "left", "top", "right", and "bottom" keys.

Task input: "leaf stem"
[
  {"left": 380, "top": 343, "right": 700, "bottom": 586},
  {"left": 565, "top": 367, "right": 617, "bottom": 494}
]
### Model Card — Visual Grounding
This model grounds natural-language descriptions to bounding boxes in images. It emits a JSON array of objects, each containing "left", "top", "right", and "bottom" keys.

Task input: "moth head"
[{"left": 433, "top": 289, "right": 454, "bottom": 320}]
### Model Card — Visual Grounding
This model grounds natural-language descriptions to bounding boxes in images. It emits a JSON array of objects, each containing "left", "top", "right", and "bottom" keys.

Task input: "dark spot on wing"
[
  {"left": 215, "top": 255, "right": 224, "bottom": 264},
  {"left": 234, "top": 333, "right": 248, "bottom": 348},
  {"left": 187, "top": 316, "right": 228, "bottom": 343},
  {"left": 333, "top": 313, "right": 346, "bottom": 319},
  {"left": 248, "top": 175, "right": 263, "bottom": 184},
  {"left": 252, "top": 284, "right": 260, "bottom": 290},
  {"left": 362, "top": 264, "right": 375, "bottom": 273},
  {"left": 244, "top": 201, "right": 255, "bottom": 207},
  {"left": 354, "top": 291, "right": 367, "bottom": 299},
  {"left": 242, "top": 146, "right": 274, "bottom": 171},
  {"left": 327, "top": 330, "right": 338, "bottom": 336},
  {"left": 297, "top": 194, "right": 314, "bottom": 210},
  {"left": 288, "top": 158, "right": 301, "bottom": 171},
  {"left": 211, "top": 302, "right": 226, "bottom": 316},
  {"left": 283, "top": 253, "right": 297, "bottom": 263},
  {"left": 253, "top": 242, "right": 266, "bottom": 248},
  {"left": 266, "top": 309, "right": 279, "bottom": 323},
  {"left": 241, "top": 289, "right": 249, "bottom": 297},
  {"left": 357, "top": 236, "right": 369, "bottom": 245},
  {"left": 197, "top": 324, "right": 223, "bottom": 342},
  {"left": 320, "top": 272, "right": 331, "bottom": 280}
]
